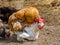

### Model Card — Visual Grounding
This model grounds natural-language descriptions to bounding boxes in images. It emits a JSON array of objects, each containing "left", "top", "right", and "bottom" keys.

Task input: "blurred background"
[{"left": 0, "top": 0, "right": 60, "bottom": 45}]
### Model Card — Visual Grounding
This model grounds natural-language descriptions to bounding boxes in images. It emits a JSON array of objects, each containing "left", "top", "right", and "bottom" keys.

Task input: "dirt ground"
[
  {"left": 0, "top": 25, "right": 60, "bottom": 45},
  {"left": 0, "top": 4, "right": 60, "bottom": 45}
]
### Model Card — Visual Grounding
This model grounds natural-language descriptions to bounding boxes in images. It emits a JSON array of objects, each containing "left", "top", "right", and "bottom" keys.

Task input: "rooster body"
[{"left": 8, "top": 6, "right": 40, "bottom": 32}]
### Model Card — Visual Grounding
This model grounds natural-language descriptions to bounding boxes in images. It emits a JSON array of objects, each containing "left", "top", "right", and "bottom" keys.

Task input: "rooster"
[{"left": 8, "top": 6, "right": 44, "bottom": 41}]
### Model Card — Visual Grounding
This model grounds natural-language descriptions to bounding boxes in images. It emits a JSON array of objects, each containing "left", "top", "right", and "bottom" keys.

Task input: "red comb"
[{"left": 34, "top": 17, "right": 44, "bottom": 23}]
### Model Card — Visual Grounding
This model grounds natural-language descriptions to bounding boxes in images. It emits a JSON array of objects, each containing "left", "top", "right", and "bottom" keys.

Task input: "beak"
[{"left": 38, "top": 22, "right": 44, "bottom": 30}]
